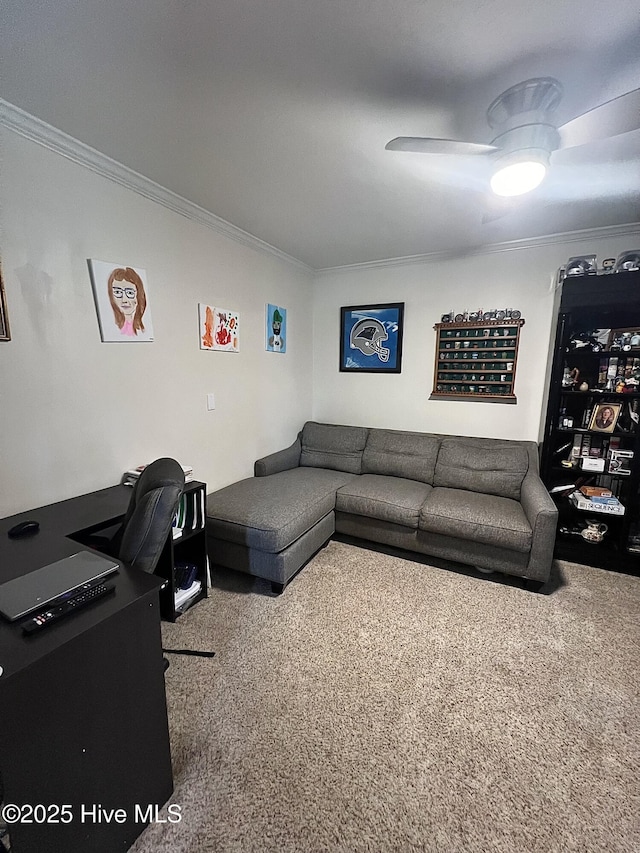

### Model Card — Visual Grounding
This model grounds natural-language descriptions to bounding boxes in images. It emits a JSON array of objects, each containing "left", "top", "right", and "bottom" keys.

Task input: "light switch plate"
[{"left": 207, "top": 393, "right": 216, "bottom": 410}]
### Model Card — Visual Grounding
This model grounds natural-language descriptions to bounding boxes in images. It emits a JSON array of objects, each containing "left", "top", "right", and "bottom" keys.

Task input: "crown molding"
[
  {"left": 314, "top": 222, "right": 640, "bottom": 275},
  {"left": 2, "top": 100, "right": 637, "bottom": 277},
  {"left": 0, "top": 99, "right": 312, "bottom": 274}
]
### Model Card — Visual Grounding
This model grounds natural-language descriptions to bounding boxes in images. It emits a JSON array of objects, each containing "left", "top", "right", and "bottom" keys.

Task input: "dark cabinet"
[{"left": 540, "top": 270, "right": 640, "bottom": 574}]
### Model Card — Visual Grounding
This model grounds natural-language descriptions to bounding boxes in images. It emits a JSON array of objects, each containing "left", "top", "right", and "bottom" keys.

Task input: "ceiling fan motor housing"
[{"left": 487, "top": 77, "right": 563, "bottom": 164}]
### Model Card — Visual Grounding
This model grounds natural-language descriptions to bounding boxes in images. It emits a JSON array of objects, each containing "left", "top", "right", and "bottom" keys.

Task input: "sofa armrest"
[
  {"left": 520, "top": 470, "right": 558, "bottom": 582},
  {"left": 254, "top": 437, "right": 301, "bottom": 477}
]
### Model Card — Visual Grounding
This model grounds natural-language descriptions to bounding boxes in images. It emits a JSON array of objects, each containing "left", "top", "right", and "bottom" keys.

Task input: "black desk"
[{"left": 0, "top": 486, "right": 173, "bottom": 853}]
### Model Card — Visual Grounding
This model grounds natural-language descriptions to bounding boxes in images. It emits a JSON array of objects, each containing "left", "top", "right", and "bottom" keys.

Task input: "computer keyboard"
[{"left": 21, "top": 581, "right": 116, "bottom": 634}]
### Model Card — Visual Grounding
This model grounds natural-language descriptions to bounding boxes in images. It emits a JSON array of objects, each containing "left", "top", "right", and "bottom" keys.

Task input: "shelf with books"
[
  {"left": 154, "top": 480, "right": 208, "bottom": 622},
  {"left": 541, "top": 269, "right": 640, "bottom": 575}
]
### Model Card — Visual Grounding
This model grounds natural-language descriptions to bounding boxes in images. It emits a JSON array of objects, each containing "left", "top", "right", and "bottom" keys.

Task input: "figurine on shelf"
[
  {"left": 614, "top": 251, "right": 640, "bottom": 272},
  {"left": 565, "top": 255, "right": 597, "bottom": 276}
]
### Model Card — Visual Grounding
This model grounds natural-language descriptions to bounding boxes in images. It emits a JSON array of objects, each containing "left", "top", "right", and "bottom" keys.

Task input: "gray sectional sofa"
[{"left": 206, "top": 422, "right": 558, "bottom": 593}]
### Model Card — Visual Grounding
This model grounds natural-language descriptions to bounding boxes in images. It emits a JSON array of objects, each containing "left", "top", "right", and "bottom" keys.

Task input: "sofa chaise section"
[{"left": 206, "top": 423, "right": 367, "bottom": 591}]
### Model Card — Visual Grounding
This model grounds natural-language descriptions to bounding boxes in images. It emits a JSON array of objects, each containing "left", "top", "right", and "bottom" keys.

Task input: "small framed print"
[
  {"left": 0, "top": 266, "right": 10, "bottom": 341},
  {"left": 266, "top": 304, "right": 287, "bottom": 353},
  {"left": 199, "top": 304, "right": 240, "bottom": 351},
  {"left": 340, "top": 303, "right": 404, "bottom": 372},
  {"left": 589, "top": 402, "right": 621, "bottom": 433}
]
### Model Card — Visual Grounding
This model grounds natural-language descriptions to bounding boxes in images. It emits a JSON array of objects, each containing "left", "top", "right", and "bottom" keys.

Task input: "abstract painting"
[{"left": 199, "top": 304, "right": 240, "bottom": 352}]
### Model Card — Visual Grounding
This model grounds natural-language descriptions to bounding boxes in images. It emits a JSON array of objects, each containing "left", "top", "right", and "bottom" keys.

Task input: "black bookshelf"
[
  {"left": 153, "top": 480, "right": 208, "bottom": 621},
  {"left": 540, "top": 270, "right": 640, "bottom": 574}
]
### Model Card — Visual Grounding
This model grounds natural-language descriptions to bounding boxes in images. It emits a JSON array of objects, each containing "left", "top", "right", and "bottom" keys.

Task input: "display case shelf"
[{"left": 431, "top": 318, "right": 523, "bottom": 402}]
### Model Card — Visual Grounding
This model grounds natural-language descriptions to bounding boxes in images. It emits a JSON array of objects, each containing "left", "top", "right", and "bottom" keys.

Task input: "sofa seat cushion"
[
  {"left": 433, "top": 437, "right": 529, "bottom": 500},
  {"left": 419, "top": 487, "right": 532, "bottom": 553},
  {"left": 362, "top": 429, "right": 441, "bottom": 484},
  {"left": 300, "top": 421, "right": 369, "bottom": 474},
  {"left": 336, "top": 474, "right": 433, "bottom": 529},
  {"left": 206, "top": 467, "right": 356, "bottom": 553}
]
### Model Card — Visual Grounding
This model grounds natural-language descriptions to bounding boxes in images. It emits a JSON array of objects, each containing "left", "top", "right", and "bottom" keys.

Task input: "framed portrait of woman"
[{"left": 588, "top": 402, "right": 621, "bottom": 433}]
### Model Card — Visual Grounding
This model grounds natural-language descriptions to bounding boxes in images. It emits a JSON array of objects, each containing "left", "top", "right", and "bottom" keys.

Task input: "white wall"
[
  {"left": 0, "top": 128, "right": 314, "bottom": 516},
  {"left": 1, "top": 124, "right": 638, "bottom": 518},
  {"left": 312, "top": 231, "right": 640, "bottom": 440}
]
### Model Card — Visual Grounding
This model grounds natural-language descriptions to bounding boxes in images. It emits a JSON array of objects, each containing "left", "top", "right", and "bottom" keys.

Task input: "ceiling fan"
[{"left": 386, "top": 78, "right": 640, "bottom": 198}]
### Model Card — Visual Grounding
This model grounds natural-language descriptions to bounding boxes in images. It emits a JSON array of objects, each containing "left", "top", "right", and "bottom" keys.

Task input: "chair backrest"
[{"left": 115, "top": 458, "right": 185, "bottom": 573}]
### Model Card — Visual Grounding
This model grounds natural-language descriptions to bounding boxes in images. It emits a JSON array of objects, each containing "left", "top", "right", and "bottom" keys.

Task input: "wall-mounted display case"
[{"left": 431, "top": 319, "right": 523, "bottom": 403}]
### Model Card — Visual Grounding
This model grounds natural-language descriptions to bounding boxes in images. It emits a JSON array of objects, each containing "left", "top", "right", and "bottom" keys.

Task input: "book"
[
  {"left": 125, "top": 463, "right": 193, "bottom": 481},
  {"left": 550, "top": 484, "right": 578, "bottom": 496},
  {"left": 589, "top": 436, "right": 602, "bottom": 457},
  {"left": 569, "top": 491, "right": 625, "bottom": 515},
  {"left": 570, "top": 434, "right": 583, "bottom": 460},
  {"left": 579, "top": 486, "right": 612, "bottom": 498}
]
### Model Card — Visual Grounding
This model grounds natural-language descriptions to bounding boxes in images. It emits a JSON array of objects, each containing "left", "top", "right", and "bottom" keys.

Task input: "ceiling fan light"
[{"left": 490, "top": 157, "right": 548, "bottom": 197}]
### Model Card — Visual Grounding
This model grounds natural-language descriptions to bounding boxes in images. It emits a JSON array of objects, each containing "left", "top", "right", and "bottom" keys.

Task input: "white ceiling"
[{"left": 2, "top": 0, "right": 639, "bottom": 269}]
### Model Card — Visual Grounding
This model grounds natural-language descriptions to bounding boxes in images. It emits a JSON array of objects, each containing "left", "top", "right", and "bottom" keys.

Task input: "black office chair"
[
  {"left": 108, "top": 458, "right": 185, "bottom": 672},
  {"left": 111, "top": 457, "right": 185, "bottom": 574},
  {"left": 110, "top": 458, "right": 215, "bottom": 668}
]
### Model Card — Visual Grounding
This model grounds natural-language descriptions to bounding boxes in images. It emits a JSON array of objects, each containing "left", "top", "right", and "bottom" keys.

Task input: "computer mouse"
[{"left": 8, "top": 520, "right": 40, "bottom": 539}]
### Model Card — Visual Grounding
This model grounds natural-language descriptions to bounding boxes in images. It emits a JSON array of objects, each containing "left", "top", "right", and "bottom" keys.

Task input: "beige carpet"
[{"left": 131, "top": 541, "right": 640, "bottom": 853}]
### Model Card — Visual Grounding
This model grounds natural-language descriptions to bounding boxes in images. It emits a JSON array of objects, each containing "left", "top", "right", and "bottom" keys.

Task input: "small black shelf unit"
[
  {"left": 154, "top": 479, "right": 208, "bottom": 621},
  {"left": 540, "top": 269, "right": 640, "bottom": 574}
]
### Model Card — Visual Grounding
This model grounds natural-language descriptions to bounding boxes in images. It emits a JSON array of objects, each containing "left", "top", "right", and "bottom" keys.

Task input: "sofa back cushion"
[
  {"left": 362, "top": 429, "right": 441, "bottom": 484},
  {"left": 300, "top": 422, "right": 369, "bottom": 474},
  {"left": 434, "top": 437, "right": 529, "bottom": 500}
]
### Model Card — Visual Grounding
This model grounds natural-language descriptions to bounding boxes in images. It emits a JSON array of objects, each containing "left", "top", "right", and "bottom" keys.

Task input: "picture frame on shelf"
[
  {"left": 588, "top": 402, "right": 621, "bottom": 434},
  {"left": 339, "top": 302, "right": 404, "bottom": 373}
]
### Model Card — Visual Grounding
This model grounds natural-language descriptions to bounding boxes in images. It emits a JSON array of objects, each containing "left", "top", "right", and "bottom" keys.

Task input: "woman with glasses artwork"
[
  {"left": 89, "top": 259, "right": 154, "bottom": 342},
  {"left": 108, "top": 267, "right": 148, "bottom": 337}
]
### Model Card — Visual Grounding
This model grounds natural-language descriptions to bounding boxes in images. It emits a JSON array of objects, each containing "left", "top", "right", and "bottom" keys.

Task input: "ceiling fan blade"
[
  {"left": 482, "top": 202, "right": 514, "bottom": 224},
  {"left": 559, "top": 88, "right": 640, "bottom": 150},
  {"left": 481, "top": 196, "right": 526, "bottom": 224},
  {"left": 385, "top": 137, "right": 497, "bottom": 155}
]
